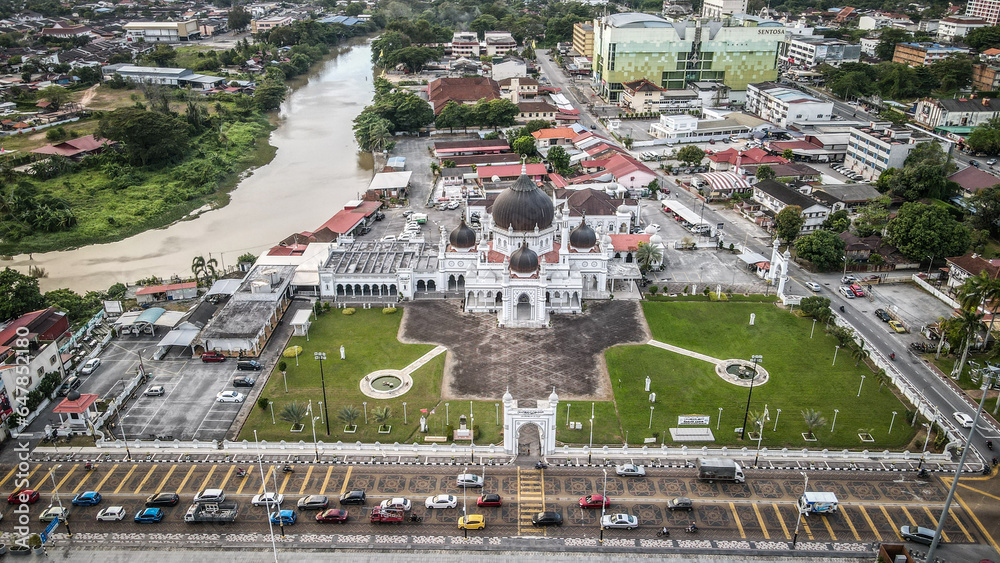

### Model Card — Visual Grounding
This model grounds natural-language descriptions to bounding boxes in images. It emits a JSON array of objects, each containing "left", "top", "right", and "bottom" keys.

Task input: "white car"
[
  {"left": 615, "top": 464, "right": 646, "bottom": 477},
  {"left": 144, "top": 385, "right": 165, "bottom": 397},
  {"left": 252, "top": 493, "right": 283, "bottom": 507},
  {"left": 80, "top": 358, "right": 101, "bottom": 375},
  {"left": 953, "top": 411, "right": 975, "bottom": 429},
  {"left": 601, "top": 513, "right": 639, "bottom": 529},
  {"left": 39, "top": 506, "right": 68, "bottom": 522},
  {"left": 804, "top": 282, "right": 821, "bottom": 292},
  {"left": 381, "top": 235, "right": 396, "bottom": 242},
  {"left": 424, "top": 494, "right": 457, "bottom": 509},
  {"left": 96, "top": 506, "right": 127, "bottom": 521},
  {"left": 216, "top": 391, "right": 245, "bottom": 403},
  {"left": 457, "top": 473, "right": 484, "bottom": 488},
  {"left": 379, "top": 497, "right": 411, "bottom": 511}
]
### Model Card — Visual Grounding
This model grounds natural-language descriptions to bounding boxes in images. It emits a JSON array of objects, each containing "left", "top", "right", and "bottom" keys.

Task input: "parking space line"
[
  {"left": 858, "top": 506, "right": 883, "bottom": 542},
  {"left": 113, "top": 465, "right": 138, "bottom": 494},
  {"left": 840, "top": 506, "right": 861, "bottom": 541},
  {"left": 879, "top": 505, "right": 902, "bottom": 540},
  {"left": 337, "top": 467, "right": 352, "bottom": 497},
  {"left": 92, "top": 464, "right": 119, "bottom": 492},
  {"left": 751, "top": 502, "right": 769, "bottom": 539},
  {"left": 196, "top": 466, "right": 216, "bottom": 493},
  {"left": 773, "top": 504, "right": 791, "bottom": 539},
  {"left": 25, "top": 464, "right": 44, "bottom": 490},
  {"left": 299, "top": 466, "right": 313, "bottom": 495},
  {"left": 278, "top": 469, "right": 292, "bottom": 494},
  {"left": 56, "top": 466, "right": 78, "bottom": 491},
  {"left": 954, "top": 490, "right": 1000, "bottom": 552},
  {"left": 71, "top": 467, "right": 94, "bottom": 494},
  {"left": 820, "top": 513, "right": 837, "bottom": 541},
  {"left": 948, "top": 507, "right": 974, "bottom": 543},
  {"left": 801, "top": 515, "right": 814, "bottom": 540},
  {"left": 901, "top": 506, "right": 917, "bottom": 526},
  {"left": 729, "top": 502, "right": 746, "bottom": 539},
  {"left": 175, "top": 465, "right": 196, "bottom": 494},
  {"left": 134, "top": 465, "right": 158, "bottom": 494},
  {"left": 920, "top": 507, "right": 950, "bottom": 543},
  {"left": 0, "top": 466, "right": 18, "bottom": 489},
  {"left": 235, "top": 468, "right": 253, "bottom": 495},
  {"left": 220, "top": 465, "right": 236, "bottom": 489},
  {"left": 256, "top": 466, "right": 274, "bottom": 495}
]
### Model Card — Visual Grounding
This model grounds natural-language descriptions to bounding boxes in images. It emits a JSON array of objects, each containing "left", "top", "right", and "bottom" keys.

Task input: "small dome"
[
  {"left": 449, "top": 220, "right": 476, "bottom": 250},
  {"left": 503, "top": 387, "right": 513, "bottom": 402},
  {"left": 548, "top": 387, "right": 558, "bottom": 404},
  {"left": 67, "top": 390, "right": 81, "bottom": 402},
  {"left": 491, "top": 166, "right": 554, "bottom": 232},
  {"left": 570, "top": 218, "right": 597, "bottom": 249},
  {"left": 509, "top": 242, "right": 538, "bottom": 274},
  {"left": 650, "top": 234, "right": 663, "bottom": 245},
  {"left": 644, "top": 224, "right": 659, "bottom": 235}
]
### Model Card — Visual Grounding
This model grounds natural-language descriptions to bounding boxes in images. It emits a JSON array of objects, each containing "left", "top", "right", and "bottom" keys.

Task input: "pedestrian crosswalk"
[{"left": 516, "top": 467, "right": 544, "bottom": 535}]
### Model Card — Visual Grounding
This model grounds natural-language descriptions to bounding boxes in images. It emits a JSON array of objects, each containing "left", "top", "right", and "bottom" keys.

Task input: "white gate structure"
[{"left": 502, "top": 388, "right": 558, "bottom": 456}]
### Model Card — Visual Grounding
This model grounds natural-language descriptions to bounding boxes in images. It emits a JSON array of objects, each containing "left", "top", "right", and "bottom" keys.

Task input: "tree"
[
  {"left": 44, "top": 288, "right": 100, "bottom": 324},
  {"left": 885, "top": 202, "right": 971, "bottom": 261},
  {"left": 853, "top": 195, "right": 891, "bottom": 237},
  {"left": 372, "top": 406, "right": 391, "bottom": 427},
  {"left": 435, "top": 101, "right": 466, "bottom": 133},
  {"left": 799, "top": 296, "right": 832, "bottom": 319},
  {"left": 821, "top": 209, "right": 850, "bottom": 233},
  {"left": 190, "top": 255, "right": 218, "bottom": 286},
  {"left": 801, "top": 409, "right": 827, "bottom": 439},
  {"left": 353, "top": 111, "right": 395, "bottom": 153},
  {"left": 781, "top": 149, "right": 794, "bottom": 160},
  {"left": 470, "top": 15, "right": 499, "bottom": 39},
  {"left": 344, "top": 2, "right": 364, "bottom": 17},
  {"left": 635, "top": 242, "right": 663, "bottom": 272},
  {"left": 0, "top": 267, "right": 45, "bottom": 322},
  {"left": 968, "top": 184, "right": 1000, "bottom": 234},
  {"left": 337, "top": 405, "right": 360, "bottom": 428},
  {"left": 968, "top": 25, "right": 1000, "bottom": 51},
  {"left": 885, "top": 142, "right": 955, "bottom": 201},
  {"left": 876, "top": 28, "right": 912, "bottom": 60},
  {"left": 958, "top": 269, "right": 1000, "bottom": 346},
  {"left": 755, "top": 165, "right": 775, "bottom": 181},
  {"left": 228, "top": 5, "right": 251, "bottom": 32},
  {"left": 851, "top": 341, "right": 869, "bottom": 367},
  {"left": 967, "top": 118, "right": 1000, "bottom": 155},
  {"left": 949, "top": 307, "right": 985, "bottom": 379},
  {"left": 676, "top": 145, "right": 705, "bottom": 166},
  {"left": 930, "top": 55, "right": 973, "bottom": 93},
  {"left": 547, "top": 145, "right": 570, "bottom": 174},
  {"left": 794, "top": 229, "right": 845, "bottom": 271},
  {"left": 38, "top": 85, "right": 68, "bottom": 110},
  {"left": 279, "top": 402, "right": 307, "bottom": 427},
  {"left": 97, "top": 108, "right": 189, "bottom": 167},
  {"left": 146, "top": 45, "right": 177, "bottom": 67},
  {"left": 253, "top": 78, "right": 287, "bottom": 111},
  {"left": 775, "top": 205, "right": 804, "bottom": 243},
  {"left": 879, "top": 108, "right": 908, "bottom": 126},
  {"left": 511, "top": 135, "right": 536, "bottom": 156}
]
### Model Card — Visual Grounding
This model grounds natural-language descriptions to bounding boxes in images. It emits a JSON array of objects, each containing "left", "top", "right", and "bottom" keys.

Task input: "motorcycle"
[
  {"left": 235, "top": 468, "right": 247, "bottom": 478},
  {"left": 534, "top": 461, "right": 548, "bottom": 470},
  {"left": 890, "top": 353, "right": 895, "bottom": 361},
  {"left": 988, "top": 440, "right": 993, "bottom": 451},
  {"left": 84, "top": 462, "right": 95, "bottom": 471},
  {"left": 657, "top": 527, "right": 670, "bottom": 537},
  {"left": 685, "top": 523, "right": 698, "bottom": 534},
  {"left": 282, "top": 465, "right": 295, "bottom": 473},
  {"left": 409, "top": 514, "right": 423, "bottom": 523},
  {"left": 839, "top": 306, "right": 845, "bottom": 313}
]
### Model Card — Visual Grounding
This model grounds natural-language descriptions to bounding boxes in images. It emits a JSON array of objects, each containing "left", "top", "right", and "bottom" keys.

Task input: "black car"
[
  {"left": 874, "top": 309, "right": 891, "bottom": 322},
  {"left": 667, "top": 497, "right": 693, "bottom": 511},
  {"left": 145, "top": 492, "right": 180, "bottom": 507},
  {"left": 233, "top": 376, "right": 256, "bottom": 388},
  {"left": 339, "top": 490, "right": 366, "bottom": 505},
  {"left": 236, "top": 360, "right": 263, "bottom": 371},
  {"left": 531, "top": 511, "right": 563, "bottom": 526},
  {"left": 297, "top": 495, "right": 329, "bottom": 510}
]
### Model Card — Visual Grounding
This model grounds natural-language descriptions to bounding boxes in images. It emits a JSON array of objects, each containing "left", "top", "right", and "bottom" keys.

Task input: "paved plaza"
[{"left": 400, "top": 300, "right": 649, "bottom": 401}]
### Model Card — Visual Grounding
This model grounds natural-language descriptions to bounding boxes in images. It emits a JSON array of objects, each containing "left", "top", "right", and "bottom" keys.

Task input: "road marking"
[
  {"left": 947, "top": 507, "right": 974, "bottom": 543},
  {"left": 0, "top": 466, "right": 19, "bottom": 489},
  {"left": 257, "top": 466, "right": 275, "bottom": 495},
  {"left": 196, "top": 466, "right": 216, "bottom": 493},
  {"left": 337, "top": 467, "right": 352, "bottom": 497},
  {"left": 278, "top": 469, "right": 292, "bottom": 494},
  {"left": 729, "top": 502, "right": 746, "bottom": 539},
  {"left": 220, "top": 465, "right": 236, "bottom": 489},
  {"left": 299, "top": 466, "right": 313, "bottom": 495},
  {"left": 320, "top": 466, "right": 334, "bottom": 495},
  {"left": 56, "top": 466, "right": 78, "bottom": 491},
  {"left": 956, "top": 481, "right": 1000, "bottom": 501},
  {"left": 155, "top": 465, "right": 177, "bottom": 494},
  {"left": 71, "top": 466, "right": 94, "bottom": 493},
  {"left": 954, "top": 490, "right": 1000, "bottom": 553},
  {"left": 751, "top": 502, "right": 769, "bottom": 539},
  {"left": 921, "top": 507, "right": 950, "bottom": 543},
  {"left": 801, "top": 516, "right": 814, "bottom": 540},
  {"left": 92, "top": 464, "right": 119, "bottom": 492},
  {"left": 175, "top": 465, "right": 197, "bottom": 494},
  {"left": 858, "top": 506, "right": 883, "bottom": 542},
  {"left": 840, "top": 506, "right": 861, "bottom": 541},
  {"left": 901, "top": 506, "right": 917, "bottom": 526},
  {"left": 134, "top": 465, "right": 158, "bottom": 494},
  {"left": 820, "top": 512, "right": 837, "bottom": 541},
  {"left": 879, "top": 505, "right": 902, "bottom": 540},
  {"left": 235, "top": 467, "right": 253, "bottom": 495},
  {"left": 113, "top": 465, "right": 138, "bottom": 494},
  {"left": 773, "top": 504, "right": 790, "bottom": 539}
]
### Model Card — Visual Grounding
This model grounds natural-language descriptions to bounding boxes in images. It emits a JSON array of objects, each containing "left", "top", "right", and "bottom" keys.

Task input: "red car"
[
  {"left": 201, "top": 351, "right": 226, "bottom": 363},
  {"left": 476, "top": 493, "right": 502, "bottom": 507},
  {"left": 8, "top": 489, "right": 40, "bottom": 505},
  {"left": 579, "top": 494, "right": 610, "bottom": 509},
  {"left": 316, "top": 509, "right": 349, "bottom": 523}
]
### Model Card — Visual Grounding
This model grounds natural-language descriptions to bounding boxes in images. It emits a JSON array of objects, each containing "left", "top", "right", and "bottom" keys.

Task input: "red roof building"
[
  {"left": 32, "top": 134, "right": 114, "bottom": 160},
  {"left": 608, "top": 234, "right": 652, "bottom": 252},
  {"left": 315, "top": 200, "right": 383, "bottom": 235},
  {"left": 477, "top": 163, "right": 547, "bottom": 182},
  {"left": 427, "top": 77, "right": 501, "bottom": 114}
]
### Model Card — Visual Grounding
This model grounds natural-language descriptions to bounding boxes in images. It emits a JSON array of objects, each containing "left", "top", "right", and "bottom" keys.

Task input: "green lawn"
[{"left": 604, "top": 302, "right": 919, "bottom": 450}]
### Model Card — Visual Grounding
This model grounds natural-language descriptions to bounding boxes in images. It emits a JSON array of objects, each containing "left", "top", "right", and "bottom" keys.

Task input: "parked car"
[
  {"left": 615, "top": 464, "right": 646, "bottom": 477},
  {"left": 201, "top": 351, "right": 226, "bottom": 363},
  {"left": 900, "top": 525, "right": 936, "bottom": 545},
  {"left": 458, "top": 514, "right": 486, "bottom": 530},
  {"left": 457, "top": 473, "right": 484, "bottom": 488},
  {"left": 96, "top": 506, "right": 127, "bottom": 521},
  {"left": 477, "top": 493, "right": 502, "bottom": 507},
  {"left": 425, "top": 494, "right": 457, "bottom": 509},
  {"left": 579, "top": 494, "right": 610, "bottom": 509},
  {"left": 379, "top": 497, "right": 411, "bottom": 512},
  {"left": 888, "top": 320, "right": 906, "bottom": 333},
  {"left": 339, "top": 490, "right": 366, "bottom": 505},
  {"left": 531, "top": 511, "right": 563, "bottom": 526},
  {"left": 601, "top": 513, "right": 639, "bottom": 529},
  {"left": 841, "top": 275, "right": 858, "bottom": 284},
  {"left": 80, "top": 358, "right": 101, "bottom": 375},
  {"left": 8, "top": 489, "right": 40, "bottom": 505},
  {"left": 145, "top": 493, "right": 179, "bottom": 507},
  {"left": 233, "top": 376, "right": 256, "bottom": 388},
  {"left": 874, "top": 309, "right": 891, "bottom": 322},
  {"left": 667, "top": 497, "right": 694, "bottom": 511},
  {"left": 316, "top": 508, "right": 349, "bottom": 523},
  {"left": 134, "top": 508, "right": 163, "bottom": 523},
  {"left": 236, "top": 360, "right": 262, "bottom": 371},
  {"left": 953, "top": 411, "right": 975, "bottom": 428},
  {"left": 297, "top": 495, "right": 329, "bottom": 510},
  {"left": 216, "top": 391, "right": 245, "bottom": 403},
  {"left": 252, "top": 493, "right": 283, "bottom": 507},
  {"left": 989, "top": 158, "right": 998, "bottom": 166},
  {"left": 838, "top": 286, "right": 855, "bottom": 299},
  {"left": 58, "top": 376, "right": 82, "bottom": 396},
  {"left": 849, "top": 284, "right": 864, "bottom": 297},
  {"left": 72, "top": 491, "right": 102, "bottom": 506},
  {"left": 39, "top": 507, "right": 69, "bottom": 522},
  {"left": 144, "top": 385, "right": 165, "bottom": 397},
  {"left": 270, "top": 510, "right": 296, "bottom": 525}
]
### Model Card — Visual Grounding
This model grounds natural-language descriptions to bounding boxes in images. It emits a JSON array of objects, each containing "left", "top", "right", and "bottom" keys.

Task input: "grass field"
[{"left": 604, "top": 301, "right": 919, "bottom": 450}]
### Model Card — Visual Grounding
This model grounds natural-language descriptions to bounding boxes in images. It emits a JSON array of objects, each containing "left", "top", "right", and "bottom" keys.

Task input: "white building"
[
  {"left": 745, "top": 82, "right": 834, "bottom": 127},
  {"left": 783, "top": 36, "right": 861, "bottom": 68},
  {"left": 937, "top": 16, "right": 990, "bottom": 41},
  {"left": 752, "top": 179, "right": 830, "bottom": 234},
  {"left": 914, "top": 97, "right": 1000, "bottom": 129},
  {"left": 843, "top": 122, "right": 939, "bottom": 181},
  {"left": 123, "top": 20, "right": 199, "bottom": 42},
  {"left": 701, "top": 0, "right": 748, "bottom": 18},
  {"left": 451, "top": 31, "right": 481, "bottom": 58},
  {"left": 484, "top": 31, "right": 518, "bottom": 57},
  {"left": 967, "top": 0, "right": 1000, "bottom": 26},
  {"left": 859, "top": 37, "right": 879, "bottom": 57},
  {"left": 648, "top": 113, "right": 751, "bottom": 143}
]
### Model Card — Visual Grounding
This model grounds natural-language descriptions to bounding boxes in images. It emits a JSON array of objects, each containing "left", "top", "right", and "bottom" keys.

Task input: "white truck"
[
  {"left": 695, "top": 457, "right": 746, "bottom": 483},
  {"left": 184, "top": 501, "right": 239, "bottom": 523},
  {"left": 798, "top": 492, "right": 838, "bottom": 514}
]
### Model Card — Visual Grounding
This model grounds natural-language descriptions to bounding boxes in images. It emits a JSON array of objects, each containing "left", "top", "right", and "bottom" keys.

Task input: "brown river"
[{"left": 13, "top": 40, "right": 376, "bottom": 293}]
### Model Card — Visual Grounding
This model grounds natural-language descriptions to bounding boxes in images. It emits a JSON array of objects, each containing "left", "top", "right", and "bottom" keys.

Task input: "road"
[{"left": 0, "top": 461, "right": 989, "bottom": 552}]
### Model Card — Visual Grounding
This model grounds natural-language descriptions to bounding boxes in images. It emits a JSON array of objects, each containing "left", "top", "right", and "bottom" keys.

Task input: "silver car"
[{"left": 601, "top": 513, "right": 639, "bottom": 529}]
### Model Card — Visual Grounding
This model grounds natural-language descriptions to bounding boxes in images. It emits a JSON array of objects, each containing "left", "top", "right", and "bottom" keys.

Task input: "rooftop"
[{"left": 323, "top": 240, "right": 439, "bottom": 274}]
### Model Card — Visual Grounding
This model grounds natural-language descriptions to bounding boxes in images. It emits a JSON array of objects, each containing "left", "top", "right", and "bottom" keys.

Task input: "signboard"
[
  {"left": 40, "top": 516, "right": 59, "bottom": 543},
  {"left": 678, "top": 415, "right": 710, "bottom": 426},
  {"left": 717, "top": 223, "right": 724, "bottom": 231}
]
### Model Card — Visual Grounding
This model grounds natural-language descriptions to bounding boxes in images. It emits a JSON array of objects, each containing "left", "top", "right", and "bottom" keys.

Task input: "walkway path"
[
  {"left": 647, "top": 339, "right": 722, "bottom": 365},
  {"left": 400, "top": 345, "right": 447, "bottom": 375}
]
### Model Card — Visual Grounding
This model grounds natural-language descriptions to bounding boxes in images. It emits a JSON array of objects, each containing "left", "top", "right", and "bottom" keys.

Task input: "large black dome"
[
  {"left": 491, "top": 169, "right": 554, "bottom": 232},
  {"left": 449, "top": 219, "right": 476, "bottom": 250},
  {"left": 509, "top": 242, "right": 539, "bottom": 274},
  {"left": 569, "top": 217, "right": 596, "bottom": 249}
]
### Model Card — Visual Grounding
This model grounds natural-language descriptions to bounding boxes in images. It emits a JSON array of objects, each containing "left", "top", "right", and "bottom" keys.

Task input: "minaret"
[{"left": 560, "top": 208, "right": 570, "bottom": 258}]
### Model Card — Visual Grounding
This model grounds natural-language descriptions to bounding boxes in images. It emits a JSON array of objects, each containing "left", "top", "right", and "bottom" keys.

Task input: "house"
[
  {"left": 914, "top": 97, "right": 1000, "bottom": 130},
  {"left": 516, "top": 100, "right": 558, "bottom": 122},
  {"left": 0, "top": 308, "right": 71, "bottom": 432},
  {"left": 948, "top": 166, "right": 1000, "bottom": 196},
  {"left": 251, "top": 16, "right": 293, "bottom": 33},
  {"left": 135, "top": 281, "right": 199, "bottom": 304},
  {"left": 810, "top": 183, "right": 884, "bottom": 212},
  {"left": 708, "top": 147, "right": 788, "bottom": 173},
  {"left": 839, "top": 233, "right": 917, "bottom": 270},
  {"left": 945, "top": 253, "right": 1000, "bottom": 288},
  {"left": 366, "top": 171, "right": 411, "bottom": 200},
  {"left": 498, "top": 77, "right": 537, "bottom": 102},
  {"left": 427, "top": 77, "right": 501, "bottom": 114},
  {"left": 572, "top": 153, "right": 657, "bottom": 191},
  {"left": 532, "top": 127, "right": 577, "bottom": 147},
  {"left": 124, "top": 20, "right": 199, "bottom": 42},
  {"left": 742, "top": 162, "right": 822, "bottom": 183},
  {"left": 843, "top": 123, "right": 942, "bottom": 181},
  {"left": 434, "top": 139, "right": 510, "bottom": 159},
  {"left": 621, "top": 79, "right": 664, "bottom": 113},
  {"left": 441, "top": 166, "right": 476, "bottom": 186},
  {"left": 751, "top": 179, "right": 830, "bottom": 234},
  {"left": 937, "top": 16, "right": 989, "bottom": 41},
  {"left": 450, "top": 31, "right": 481, "bottom": 58},
  {"left": 31, "top": 135, "right": 113, "bottom": 160}
]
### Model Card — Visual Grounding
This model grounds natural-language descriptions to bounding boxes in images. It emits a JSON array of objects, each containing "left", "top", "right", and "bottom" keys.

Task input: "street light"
[
  {"left": 462, "top": 465, "right": 468, "bottom": 538},
  {"left": 717, "top": 407, "right": 723, "bottom": 430},
  {"left": 314, "top": 352, "right": 330, "bottom": 436},
  {"left": 810, "top": 318, "right": 816, "bottom": 339},
  {"left": 599, "top": 468, "right": 608, "bottom": 544},
  {"left": 403, "top": 402, "right": 407, "bottom": 424},
  {"left": 566, "top": 403, "right": 571, "bottom": 426},
  {"left": 740, "top": 355, "right": 763, "bottom": 440},
  {"left": 833, "top": 345, "right": 840, "bottom": 366},
  {"left": 318, "top": 401, "right": 324, "bottom": 425},
  {"left": 831, "top": 409, "right": 839, "bottom": 433},
  {"left": 269, "top": 401, "right": 275, "bottom": 425},
  {"left": 791, "top": 471, "right": 807, "bottom": 548},
  {"left": 308, "top": 401, "right": 319, "bottom": 462},
  {"left": 857, "top": 374, "right": 865, "bottom": 397},
  {"left": 363, "top": 401, "right": 368, "bottom": 425},
  {"left": 588, "top": 417, "right": 594, "bottom": 464},
  {"left": 773, "top": 408, "right": 781, "bottom": 432},
  {"left": 253, "top": 430, "right": 279, "bottom": 563},
  {"left": 47, "top": 465, "right": 71, "bottom": 537},
  {"left": 495, "top": 403, "right": 499, "bottom": 426},
  {"left": 648, "top": 406, "right": 654, "bottom": 429},
  {"left": 446, "top": 402, "right": 450, "bottom": 425}
]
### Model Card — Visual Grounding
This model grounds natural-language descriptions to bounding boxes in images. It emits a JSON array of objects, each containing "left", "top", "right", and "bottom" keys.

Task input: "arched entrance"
[
  {"left": 516, "top": 422, "right": 542, "bottom": 457},
  {"left": 516, "top": 293, "right": 531, "bottom": 320},
  {"left": 503, "top": 390, "right": 557, "bottom": 457}
]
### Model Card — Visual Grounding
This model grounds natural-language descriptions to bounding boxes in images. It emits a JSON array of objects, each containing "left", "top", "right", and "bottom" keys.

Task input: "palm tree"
[
  {"left": 949, "top": 308, "right": 985, "bottom": 380},
  {"left": 279, "top": 402, "right": 307, "bottom": 428},
  {"left": 958, "top": 271, "right": 1000, "bottom": 345},
  {"left": 935, "top": 315, "right": 951, "bottom": 360},
  {"left": 850, "top": 341, "right": 868, "bottom": 368},
  {"left": 191, "top": 255, "right": 206, "bottom": 285},
  {"left": 372, "top": 406, "right": 391, "bottom": 429},
  {"left": 801, "top": 409, "right": 827, "bottom": 439},
  {"left": 636, "top": 242, "right": 663, "bottom": 272},
  {"left": 337, "top": 405, "right": 360, "bottom": 429}
]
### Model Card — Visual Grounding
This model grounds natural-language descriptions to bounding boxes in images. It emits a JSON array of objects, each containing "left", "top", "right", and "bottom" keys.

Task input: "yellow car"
[
  {"left": 888, "top": 320, "right": 906, "bottom": 333},
  {"left": 458, "top": 514, "right": 486, "bottom": 530}
]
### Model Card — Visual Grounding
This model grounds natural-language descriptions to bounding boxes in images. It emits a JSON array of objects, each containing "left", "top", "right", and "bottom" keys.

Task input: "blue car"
[
  {"left": 71, "top": 491, "right": 102, "bottom": 506},
  {"left": 134, "top": 508, "right": 163, "bottom": 523},
  {"left": 269, "top": 509, "right": 296, "bottom": 525}
]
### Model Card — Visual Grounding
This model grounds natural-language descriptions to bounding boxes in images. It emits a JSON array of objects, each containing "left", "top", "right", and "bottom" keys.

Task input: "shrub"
[
  {"left": 342, "top": 308, "right": 356, "bottom": 315},
  {"left": 257, "top": 396, "right": 269, "bottom": 410},
  {"left": 382, "top": 307, "right": 397, "bottom": 314},
  {"left": 648, "top": 285, "right": 658, "bottom": 295}
]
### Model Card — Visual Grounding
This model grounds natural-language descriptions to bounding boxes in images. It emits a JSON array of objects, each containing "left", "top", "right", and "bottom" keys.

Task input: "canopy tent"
[{"left": 153, "top": 321, "right": 201, "bottom": 359}]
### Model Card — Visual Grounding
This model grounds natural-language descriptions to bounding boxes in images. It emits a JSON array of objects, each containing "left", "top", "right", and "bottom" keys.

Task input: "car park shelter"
[
  {"left": 154, "top": 321, "right": 202, "bottom": 359},
  {"left": 114, "top": 308, "right": 184, "bottom": 335}
]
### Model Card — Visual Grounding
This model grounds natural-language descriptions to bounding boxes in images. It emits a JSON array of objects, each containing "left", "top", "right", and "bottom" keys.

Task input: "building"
[
  {"left": 751, "top": 179, "right": 830, "bottom": 233},
  {"left": 135, "top": 281, "right": 199, "bottom": 304},
  {"left": 701, "top": 0, "right": 748, "bottom": 18},
  {"left": 492, "top": 60, "right": 528, "bottom": 82},
  {"left": 498, "top": 77, "right": 537, "bottom": 102},
  {"left": 659, "top": 89, "right": 703, "bottom": 113},
  {"left": 745, "top": 82, "right": 834, "bottom": 127},
  {"left": 809, "top": 183, "right": 884, "bottom": 212},
  {"left": 484, "top": 31, "right": 518, "bottom": 57},
  {"left": 937, "top": 16, "right": 990, "bottom": 41},
  {"left": 198, "top": 265, "right": 294, "bottom": 356},
  {"left": 860, "top": 37, "right": 880, "bottom": 57},
  {"left": 451, "top": 31, "right": 481, "bottom": 58},
  {"left": 858, "top": 12, "right": 913, "bottom": 30},
  {"left": 914, "top": 97, "right": 1000, "bottom": 129},
  {"left": 892, "top": 42, "right": 970, "bottom": 67},
  {"left": 123, "top": 20, "right": 199, "bottom": 42},
  {"left": 0, "top": 308, "right": 70, "bottom": 436},
  {"left": 843, "top": 122, "right": 937, "bottom": 181},
  {"left": 621, "top": 79, "right": 665, "bottom": 112},
  {"left": 648, "top": 112, "right": 766, "bottom": 143},
  {"left": 591, "top": 13, "right": 785, "bottom": 103},
  {"left": 434, "top": 138, "right": 510, "bottom": 159},
  {"left": 112, "top": 65, "right": 225, "bottom": 89},
  {"left": 948, "top": 166, "right": 1000, "bottom": 195},
  {"left": 32, "top": 134, "right": 113, "bottom": 160},
  {"left": 972, "top": 64, "right": 1000, "bottom": 92},
  {"left": 516, "top": 101, "right": 558, "bottom": 122},
  {"left": 572, "top": 22, "right": 595, "bottom": 57},
  {"left": 427, "top": 77, "right": 501, "bottom": 114},
  {"left": 251, "top": 16, "right": 293, "bottom": 34},
  {"left": 945, "top": 252, "right": 1000, "bottom": 289},
  {"left": 967, "top": 0, "right": 1000, "bottom": 26},
  {"left": 783, "top": 36, "right": 861, "bottom": 68}
]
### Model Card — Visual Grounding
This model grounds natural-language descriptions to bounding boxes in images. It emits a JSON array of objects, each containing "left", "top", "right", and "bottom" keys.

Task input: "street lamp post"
[
  {"left": 648, "top": 406, "right": 654, "bottom": 429},
  {"left": 137, "top": 349, "right": 146, "bottom": 376},
  {"left": 308, "top": 401, "right": 319, "bottom": 462},
  {"left": 773, "top": 408, "right": 781, "bottom": 431},
  {"left": 810, "top": 318, "right": 816, "bottom": 338},
  {"left": 48, "top": 465, "right": 71, "bottom": 537},
  {"left": 831, "top": 409, "right": 839, "bottom": 433},
  {"left": 253, "top": 430, "right": 279, "bottom": 563},
  {"left": 566, "top": 403, "right": 571, "bottom": 426},
  {"left": 314, "top": 352, "right": 330, "bottom": 435},
  {"left": 889, "top": 411, "right": 898, "bottom": 435},
  {"left": 791, "top": 472, "right": 808, "bottom": 548},
  {"left": 717, "top": 407, "right": 723, "bottom": 430},
  {"left": 462, "top": 465, "right": 468, "bottom": 538},
  {"left": 269, "top": 401, "right": 275, "bottom": 425},
  {"left": 588, "top": 417, "right": 594, "bottom": 464},
  {"left": 857, "top": 375, "right": 865, "bottom": 397},
  {"left": 495, "top": 403, "right": 499, "bottom": 425},
  {"left": 403, "top": 402, "right": 407, "bottom": 424},
  {"left": 120, "top": 419, "right": 132, "bottom": 461},
  {"left": 363, "top": 401, "right": 368, "bottom": 425},
  {"left": 599, "top": 468, "right": 608, "bottom": 544},
  {"left": 318, "top": 402, "right": 324, "bottom": 425},
  {"left": 446, "top": 403, "right": 450, "bottom": 425},
  {"left": 740, "top": 355, "right": 763, "bottom": 440},
  {"left": 753, "top": 418, "right": 765, "bottom": 467},
  {"left": 833, "top": 345, "right": 840, "bottom": 366}
]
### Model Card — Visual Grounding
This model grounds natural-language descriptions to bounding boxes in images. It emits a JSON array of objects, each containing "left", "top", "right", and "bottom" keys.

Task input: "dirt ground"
[{"left": 400, "top": 300, "right": 650, "bottom": 402}]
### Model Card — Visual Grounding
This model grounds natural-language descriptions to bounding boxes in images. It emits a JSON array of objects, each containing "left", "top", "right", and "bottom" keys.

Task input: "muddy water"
[{"left": 16, "top": 40, "right": 376, "bottom": 293}]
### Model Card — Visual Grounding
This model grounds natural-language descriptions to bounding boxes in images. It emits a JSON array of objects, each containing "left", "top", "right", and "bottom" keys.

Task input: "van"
[
  {"left": 411, "top": 213, "right": 428, "bottom": 224},
  {"left": 58, "top": 376, "right": 82, "bottom": 396},
  {"left": 193, "top": 489, "right": 226, "bottom": 503}
]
